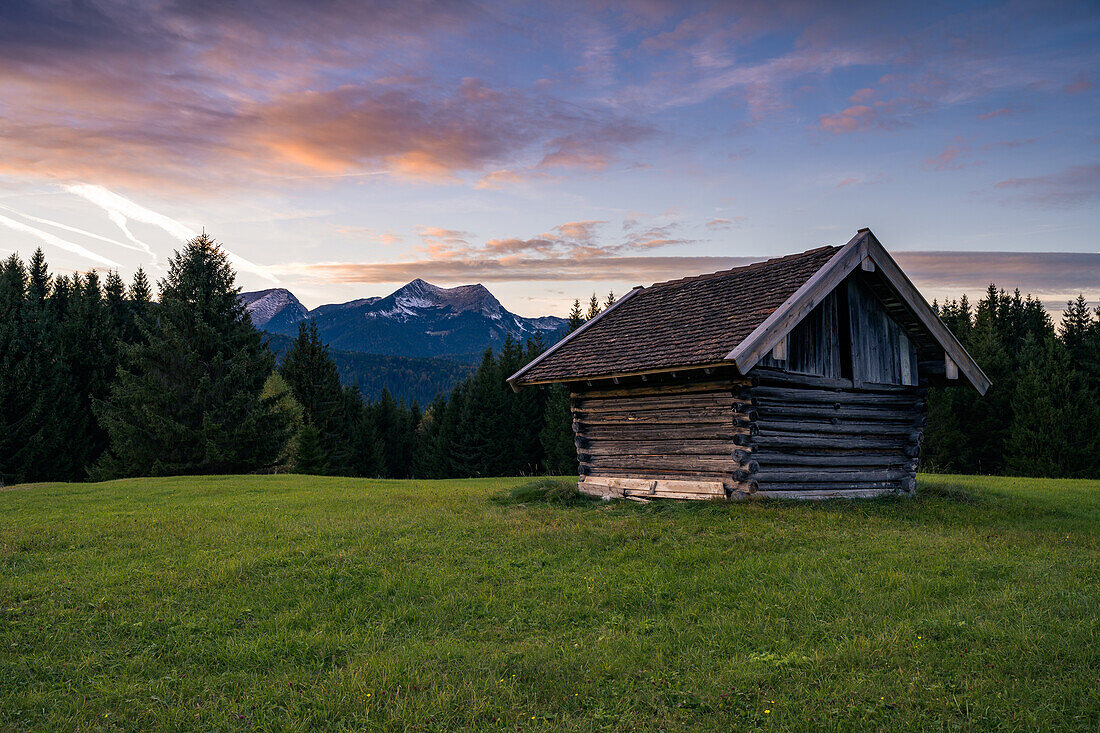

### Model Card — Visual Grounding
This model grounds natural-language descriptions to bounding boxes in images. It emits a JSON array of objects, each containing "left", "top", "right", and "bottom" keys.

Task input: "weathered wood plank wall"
[
  {"left": 735, "top": 369, "right": 924, "bottom": 499},
  {"left": 761, "top": 291, "right": 843, "bottom": 378},
  {"left": 571, "top": 376, "right": 751, "bottom": 499},
  {"left": 848, "top": 278, "right": 918, "bottom": 387}
]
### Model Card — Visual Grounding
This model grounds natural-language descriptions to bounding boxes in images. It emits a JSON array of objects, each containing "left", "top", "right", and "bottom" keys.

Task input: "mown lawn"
[{"left": 1, "top": 474, "right": 1097, "bottom": 731}]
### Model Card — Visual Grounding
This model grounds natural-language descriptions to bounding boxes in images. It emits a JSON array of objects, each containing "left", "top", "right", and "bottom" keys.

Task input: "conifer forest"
[{"left": 2, "top": 234, "right": 1099, "bottom": 485}]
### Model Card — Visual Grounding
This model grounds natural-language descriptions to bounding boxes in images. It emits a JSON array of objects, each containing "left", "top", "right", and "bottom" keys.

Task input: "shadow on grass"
[{"left": 493, "top": 475, "right": 1096, "bottom": 536}]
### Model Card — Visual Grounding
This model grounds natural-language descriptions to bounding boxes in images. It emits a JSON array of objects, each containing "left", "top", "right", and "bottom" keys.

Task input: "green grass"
[{"left": 1, "top": 474, "right": 1098, "bottom": 731}]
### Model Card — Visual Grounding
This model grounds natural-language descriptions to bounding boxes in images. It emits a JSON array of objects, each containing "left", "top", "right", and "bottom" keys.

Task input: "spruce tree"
[
  {"left": 498, "top": 336, "right": 527, "bottom": 474},
  {"left": 293, "top": 423, "right": 326, "bottom": 474},
  {"left": 0, "top": 254, "right": 63, "bottom": 482},
  {"left": 1086, "top": 303, "right": 1100, "bottom": 390},
  {"left": 55, "top": 270, "right": 116, "bottom": 476},
  {"left": 586, "top": 293, "right": 602, "bottom": 321},
  {"left": 1006, "top": 336, "right": 1100, "bottom": 477},
  {"left": 372, "top": 388, "right": 418, "bottom": 478},
  {"left": 344, "top": 386, "right": 385, "bottom": 477},
  {"left": 434, "top": 382, "right": 468, "bottom": 477},
  {"left": 262, "top": 372, "right": 304, "bottom": 471},
  {"left": 104, "top": 270, "right": 132, "bottom": 343},
  {"left": 1058, "top": 295, "right": 1091, "bottom": 354},
  {"left": 0, "top": 255, "right": 30, "bottom": 483},
  {"left": 27, "top": 248, "right": 50, "bottom": 308},
  {"left": 449, "top": 350, "right": 505, "bottom": 477},
  {"left": 129, "top": 267, "right": 152, "bottom": 320},
  {"left": 518, "top": 336, "right": 549, "bottom": 472},
  {"left": 412, "top": 394, "right": 449, "bottom": 478},
  {"left": 1059, "top": 294, "right": 1097, "bottom": 387},
  {"left": 539, "top": 384, "right": 575, "bottom": 476},
  {"left": 567, "top": 299, "right": 584, "bottom": 332},
  {"left": 280, "top": 320, "right": 348, "bottom": 472},
  {"left": 93, "top": 233, "right": 290, "bottom": 477},
  {"left": 129, "top": 267, "right": 152, "bottom": 303}
]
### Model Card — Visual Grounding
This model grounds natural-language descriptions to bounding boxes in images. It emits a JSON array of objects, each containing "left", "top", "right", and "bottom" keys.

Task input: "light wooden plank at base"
[{"left": 580, "top": 476, "right": 727, "bottom": 500}]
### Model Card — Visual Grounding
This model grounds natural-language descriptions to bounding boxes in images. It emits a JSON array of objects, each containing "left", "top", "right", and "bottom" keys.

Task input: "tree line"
[
  {"left": 923, "top": 286, "right": 1100, "bottom": 478},
  {"left": 2, "top": 234, "right": 1099, "bottom": 484},
  {"left": 0, "top": 236, "right": 584, "bottom": 484}
]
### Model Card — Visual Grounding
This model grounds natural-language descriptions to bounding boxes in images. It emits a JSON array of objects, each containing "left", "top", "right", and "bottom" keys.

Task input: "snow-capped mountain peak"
[
  {"left": 239, "top": 288, "right": 309, "bottom": 329},
  {"left": 382, "top": 279, "right": 503, "bottom": 320},
  {"left": 241, "top": 280, "right": 567, "bottom": 359}
]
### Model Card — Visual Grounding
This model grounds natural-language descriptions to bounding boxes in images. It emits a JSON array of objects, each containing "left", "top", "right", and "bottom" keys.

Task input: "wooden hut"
[{"left": 507, "top": 229, "right": 989, "bottom": 500}]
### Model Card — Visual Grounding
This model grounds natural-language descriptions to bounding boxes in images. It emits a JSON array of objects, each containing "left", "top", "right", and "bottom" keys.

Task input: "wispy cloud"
[
  {"left": 0, "top": 212, "right": 119, "bottom": 267},
  {"left": 283, "top": 255, "right": 760, "bottom": 285},
  {"left": 64, "top": 183, "right": 277, "bottom": 281},
  {"left": 977, "top": 105, "right": 1025, "bottom": 120},
  {"left": 836, "top": 173, "right": 887, "bottom": 188},
  {"left": 993, "top": 164, "right": 1100, "bottom": 207},
  {"left": 705, "top": 216, "right": 746, "bottom": 230},
  {"left": 1064, "top": 73, "right": 1093, "bottom": 94},
  {"left": 279, "top": 250, "right": 1100, "bottom": 308},
  {"left": 276, "top": 215, "right": 699, "bottom": 284},
  {"left": 923, "top": 137, "right": 1038, "bottom": 171},
  {"left": 0, "top": 204, "right": 143, "bottom": 254},
  {"left": 65, "top": 184, "right": 186, "bottom": 260},
  {"left": 923, "top": 140, "right": 974, "bottom": 171},
  {"left": 818, "top": 99, "right": 915, "bottom": 134}
]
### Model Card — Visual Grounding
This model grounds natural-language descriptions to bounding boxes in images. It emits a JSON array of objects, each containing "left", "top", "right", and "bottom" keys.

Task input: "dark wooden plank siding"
[
  {"left": 739, "top": 368, "right": 924, "bottom": 496},
  {"left": 761, "top": 291, "right": 842, "bottom": 378},
  {"left": 847, "top": 278, "right": 919, "bottom": 386}
]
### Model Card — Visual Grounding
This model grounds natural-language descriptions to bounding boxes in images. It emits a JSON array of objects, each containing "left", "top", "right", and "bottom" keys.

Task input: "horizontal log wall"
[
  {"left": 738, "top": 368, "right": 924, "bottom": 498},
  {"left": 571, "top": 377, "right": 750, "bottom": 498}
]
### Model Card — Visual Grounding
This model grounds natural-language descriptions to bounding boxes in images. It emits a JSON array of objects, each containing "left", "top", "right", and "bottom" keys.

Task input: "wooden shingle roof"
[
  {"left": 509, "top": 229, "right": 991, "bottom": 395},
  {"left": 513, "top": 245, "right": 841, "bottom": 384}
]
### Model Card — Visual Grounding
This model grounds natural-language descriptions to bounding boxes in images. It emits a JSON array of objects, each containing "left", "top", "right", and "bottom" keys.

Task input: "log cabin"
[{"left": 507, "top": 228, "right": 990, "bottom": 501}]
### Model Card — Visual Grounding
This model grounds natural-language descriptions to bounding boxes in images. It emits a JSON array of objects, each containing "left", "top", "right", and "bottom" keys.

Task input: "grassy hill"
[{"left": 2, "top": 474, "right": 1097, "bottom": 731}]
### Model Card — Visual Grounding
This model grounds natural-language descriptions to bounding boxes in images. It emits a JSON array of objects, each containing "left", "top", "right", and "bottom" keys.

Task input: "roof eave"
[
  {"left": 727, "top": 230, "right": 870, "bottom": 372},
  {"left": 727, "top": 228, "right": 991, "bottom": 395},
  {"left": 506, "top": 285, "right": 645, "bottom": 391},
  {"left": 861, "top": 231, "right": 991, "bottom": 395}
]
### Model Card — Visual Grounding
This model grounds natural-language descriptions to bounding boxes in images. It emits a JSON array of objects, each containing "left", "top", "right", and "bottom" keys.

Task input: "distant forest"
[
  {"left": 263, "top": 332, "right": 474, "bottom": 406},
  {"left": 2, "top": 235, "right": 1099, "bottom": 484}
]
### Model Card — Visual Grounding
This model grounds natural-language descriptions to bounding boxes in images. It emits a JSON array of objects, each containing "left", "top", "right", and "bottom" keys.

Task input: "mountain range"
[
  {"left": 241, "top": 279, "right": 568, "bottom": 403},
  {"left": 243, "top": 278, "right": 566, "bottom": 359}
]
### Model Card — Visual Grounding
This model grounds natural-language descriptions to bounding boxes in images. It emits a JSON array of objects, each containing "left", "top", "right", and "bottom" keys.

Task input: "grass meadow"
[{"left": 1, "top": 474, "right": 1098, "bottom": 731}]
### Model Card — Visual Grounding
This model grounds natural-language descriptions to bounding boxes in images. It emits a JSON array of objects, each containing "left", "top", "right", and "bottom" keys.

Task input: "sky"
[{"left": 0, "top": 0, "right": 1097, "bottom": 317}]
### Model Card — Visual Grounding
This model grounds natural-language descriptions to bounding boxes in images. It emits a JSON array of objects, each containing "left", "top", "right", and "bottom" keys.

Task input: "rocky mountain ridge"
[{"left": 241, "top": 279, "right": 566, "bottom": 359}]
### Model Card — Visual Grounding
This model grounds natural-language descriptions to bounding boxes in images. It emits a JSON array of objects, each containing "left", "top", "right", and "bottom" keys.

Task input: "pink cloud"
[
  {"left": 0, "top": 73, "right": 650, "bottom": 189},
  {"left": 283, "top": 250, "right": 1100, "bottom": 305},
  {"left": 848, "top": 87, "right": 876, "bottom": 103},
  {"left": 977, "top": 106, "right": 1024, "bottom": 120},
  {"left": 1065, "top": 74, "right": 1093, "bottom": 94},
  {"left": 923, "top": 140, "right": 974, "bottom": 171},
  {"left": 291, "top": 255, "right": 760, "bottom": 285},
  {"left": 319, "top": 216, "right": 697, "bottom": 282},
  {"left": 818, "top": 101, "right": 911, "bottom": 134}
]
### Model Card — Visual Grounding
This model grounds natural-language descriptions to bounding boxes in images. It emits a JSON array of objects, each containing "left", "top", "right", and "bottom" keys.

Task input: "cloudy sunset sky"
[{"left": 0, "top": 0, "right": 1097, "bottom": 316}]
